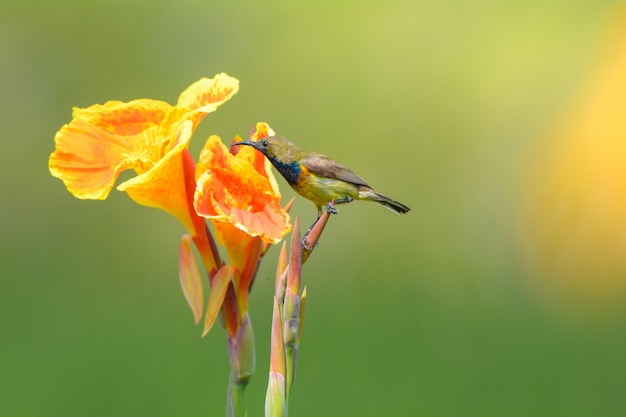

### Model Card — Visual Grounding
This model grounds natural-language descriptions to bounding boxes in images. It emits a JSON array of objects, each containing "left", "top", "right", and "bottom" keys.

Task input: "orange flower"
[
  {"left": 195, "top": 136, "right": 289, "bottom": 243},
  {"left": 194, "top": 123, "right": 291, "bottom": 335},
  {"left": 49, "top": 74, "right": 238, "bottom": 227},
  {"left": 49, "top": 73, "right": 239, "bottom": 272}
]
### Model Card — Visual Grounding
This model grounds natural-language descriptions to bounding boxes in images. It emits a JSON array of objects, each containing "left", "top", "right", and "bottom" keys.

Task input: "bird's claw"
[
  {"left": 301, "top": 236, "right": 317, "bottom": 251},
  {"left": 326, "top": 202, "right": 338, "bottom": 214}
]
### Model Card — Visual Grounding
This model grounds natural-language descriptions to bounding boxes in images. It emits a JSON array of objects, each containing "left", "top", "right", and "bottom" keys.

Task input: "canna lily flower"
[
  {"left": 49, "top": 73, "right": 239, "bottom": 274},
  {"left": 194, "top": 122, "right": 292, "bottom": 336}
]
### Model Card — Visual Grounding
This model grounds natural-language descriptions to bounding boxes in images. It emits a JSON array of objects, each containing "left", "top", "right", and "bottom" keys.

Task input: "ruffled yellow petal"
[
  {"left": 194, "top": 136, "right": 291, "bottom": 244},
  {"left": 50, "top": 75, "right": 239, "bottom": 203},
  {"left": 49, "top": 100, "right": 172, "bottom": 199},
  {"left": 162, "top": 73, "right": 240, "bottom": 133},
  {"left": 118, "top": 121, "right": 197, "bottom": 233},
  {"left": 49, "top": 116, "right": 133, "bottom": 199},
  {"left": 73, "top": 99, "right": 171, "bottom": 135},
  {"left": 177, "top": 73, "right": 239, "bottom": 113}
]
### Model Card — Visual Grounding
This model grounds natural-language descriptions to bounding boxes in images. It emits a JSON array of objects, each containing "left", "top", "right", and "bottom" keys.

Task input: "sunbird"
[{"left": 237, "top": 136, "right": 410, "bottom": 216}]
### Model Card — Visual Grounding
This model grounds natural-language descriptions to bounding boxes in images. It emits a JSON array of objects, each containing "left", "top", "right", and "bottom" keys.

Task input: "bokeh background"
[{"left": 3, "top": 1, "right": 626, "bottom": 416}]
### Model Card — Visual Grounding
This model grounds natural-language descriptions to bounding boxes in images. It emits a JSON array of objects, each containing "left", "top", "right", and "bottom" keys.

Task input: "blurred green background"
[{"left": 3, "top": 1, "right": 626, "bottom": 416}]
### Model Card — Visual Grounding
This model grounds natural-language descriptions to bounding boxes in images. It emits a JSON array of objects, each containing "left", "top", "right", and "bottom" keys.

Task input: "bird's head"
[{"left": 237, "top": 135, "right": 301, "bottom": 162}]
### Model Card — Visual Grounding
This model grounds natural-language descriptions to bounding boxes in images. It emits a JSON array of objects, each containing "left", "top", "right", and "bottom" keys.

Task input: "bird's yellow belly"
[{"left": 293, "top": 173, "right": 360, "bottom": 210}]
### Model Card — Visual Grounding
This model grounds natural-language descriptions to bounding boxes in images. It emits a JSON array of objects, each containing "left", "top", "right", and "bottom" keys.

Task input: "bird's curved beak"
[{"left": 235, "top": 139, "right": 257, "bottom": 149}]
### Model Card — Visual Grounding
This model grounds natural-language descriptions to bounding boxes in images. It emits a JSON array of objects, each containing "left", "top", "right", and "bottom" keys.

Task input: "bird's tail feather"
[{"left": 359, "top": 189, "right": 410, "bottom": 214}]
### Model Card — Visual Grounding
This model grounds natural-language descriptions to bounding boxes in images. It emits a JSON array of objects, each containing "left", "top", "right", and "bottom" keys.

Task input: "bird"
[{"left": 236, "top": 135, "right": 410, "bottom": 217}]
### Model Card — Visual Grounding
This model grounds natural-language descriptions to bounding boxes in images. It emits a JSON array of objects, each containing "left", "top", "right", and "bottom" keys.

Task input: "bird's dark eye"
[{"left": 262, "top": 140, "right": 269, "bottom": 148}]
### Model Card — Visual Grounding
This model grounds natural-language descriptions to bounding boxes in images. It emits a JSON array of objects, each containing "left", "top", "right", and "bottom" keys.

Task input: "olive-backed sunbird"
[{"left": 237, "top": 136, "right": 410, "bottom": 216}]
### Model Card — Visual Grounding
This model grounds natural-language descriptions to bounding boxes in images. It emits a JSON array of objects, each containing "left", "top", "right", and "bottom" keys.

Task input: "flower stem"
[
  {"left": 226, "top": 313, "right": 255, "bottom": 417},
  {"left": 227, "top": 372, "right": 249, "bottom": 417}
]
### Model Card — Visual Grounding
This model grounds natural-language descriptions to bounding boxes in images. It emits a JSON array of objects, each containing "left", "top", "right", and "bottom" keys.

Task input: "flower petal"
[
  {"left": 195, "top": 136, "right": 291, "bottom": 243},
  {"left": 49, "top": 119, "right": 131, "bottom": 199},
  {"left": 118, "top": 121, "right": 198, "bottom": 232},
  {"left": 73, "top": 99, "right": 171, "bottom": 135},
  {"left": 203, "top": 264, "right": 234, "bottom": 337},
  {"left": 49, "top": 99, "right": 172, "bottom": 200},
  {"left": 162, "top": 73, "right": 240, "bottom": 133},
  {"left": 179, "top": 234, "right": 205, "bottom": 324},
  {"left": 211, "top": 222, "right": 262, "bottom": 307},
  {"left": 177, "top": 73, "right": 239, "bottom": 114},
  {"left": 212, "top": 222, "right": 254, "bottom": 272}
]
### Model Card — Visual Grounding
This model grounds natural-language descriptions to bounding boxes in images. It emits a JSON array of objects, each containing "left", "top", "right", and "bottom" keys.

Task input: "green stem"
[
  {"left": 285, "top": 346, "right": 294, "bottom": 401},
  {"left": 226, "top": 314, "right": 255, "bottom": 417},
  {"left": 227, "top": 372, "right": 249, "bottom": 417}
]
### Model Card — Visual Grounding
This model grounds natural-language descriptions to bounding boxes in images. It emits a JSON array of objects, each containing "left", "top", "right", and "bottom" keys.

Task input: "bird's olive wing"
[{"left": 302, "top": 154, "right": 370, "bottom": 187}]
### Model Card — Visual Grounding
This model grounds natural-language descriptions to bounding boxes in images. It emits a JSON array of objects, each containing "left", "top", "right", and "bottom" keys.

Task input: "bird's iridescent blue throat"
[{"left": 268, "top": 157, "right": 301, "bottom": 185}]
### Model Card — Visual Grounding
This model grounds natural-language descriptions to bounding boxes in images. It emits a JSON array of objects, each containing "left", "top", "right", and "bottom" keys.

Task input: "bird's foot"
[
  {"left": 301, "top": 235, "right": 317, "bottom": 251},
  {"left": 326, "top": 201, "right": 339, "bottom": 214},
  {"left": 303, "top": 218, "right": 321, "bottom": 251}
]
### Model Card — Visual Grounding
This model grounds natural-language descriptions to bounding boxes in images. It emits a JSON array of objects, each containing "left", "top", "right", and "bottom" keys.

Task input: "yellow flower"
[
  {"left": 49, "top": 73, "right": 237, "bottom": 225},
  {"left": 49, "top": 73, "right": 239, "bottom": 272}
]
